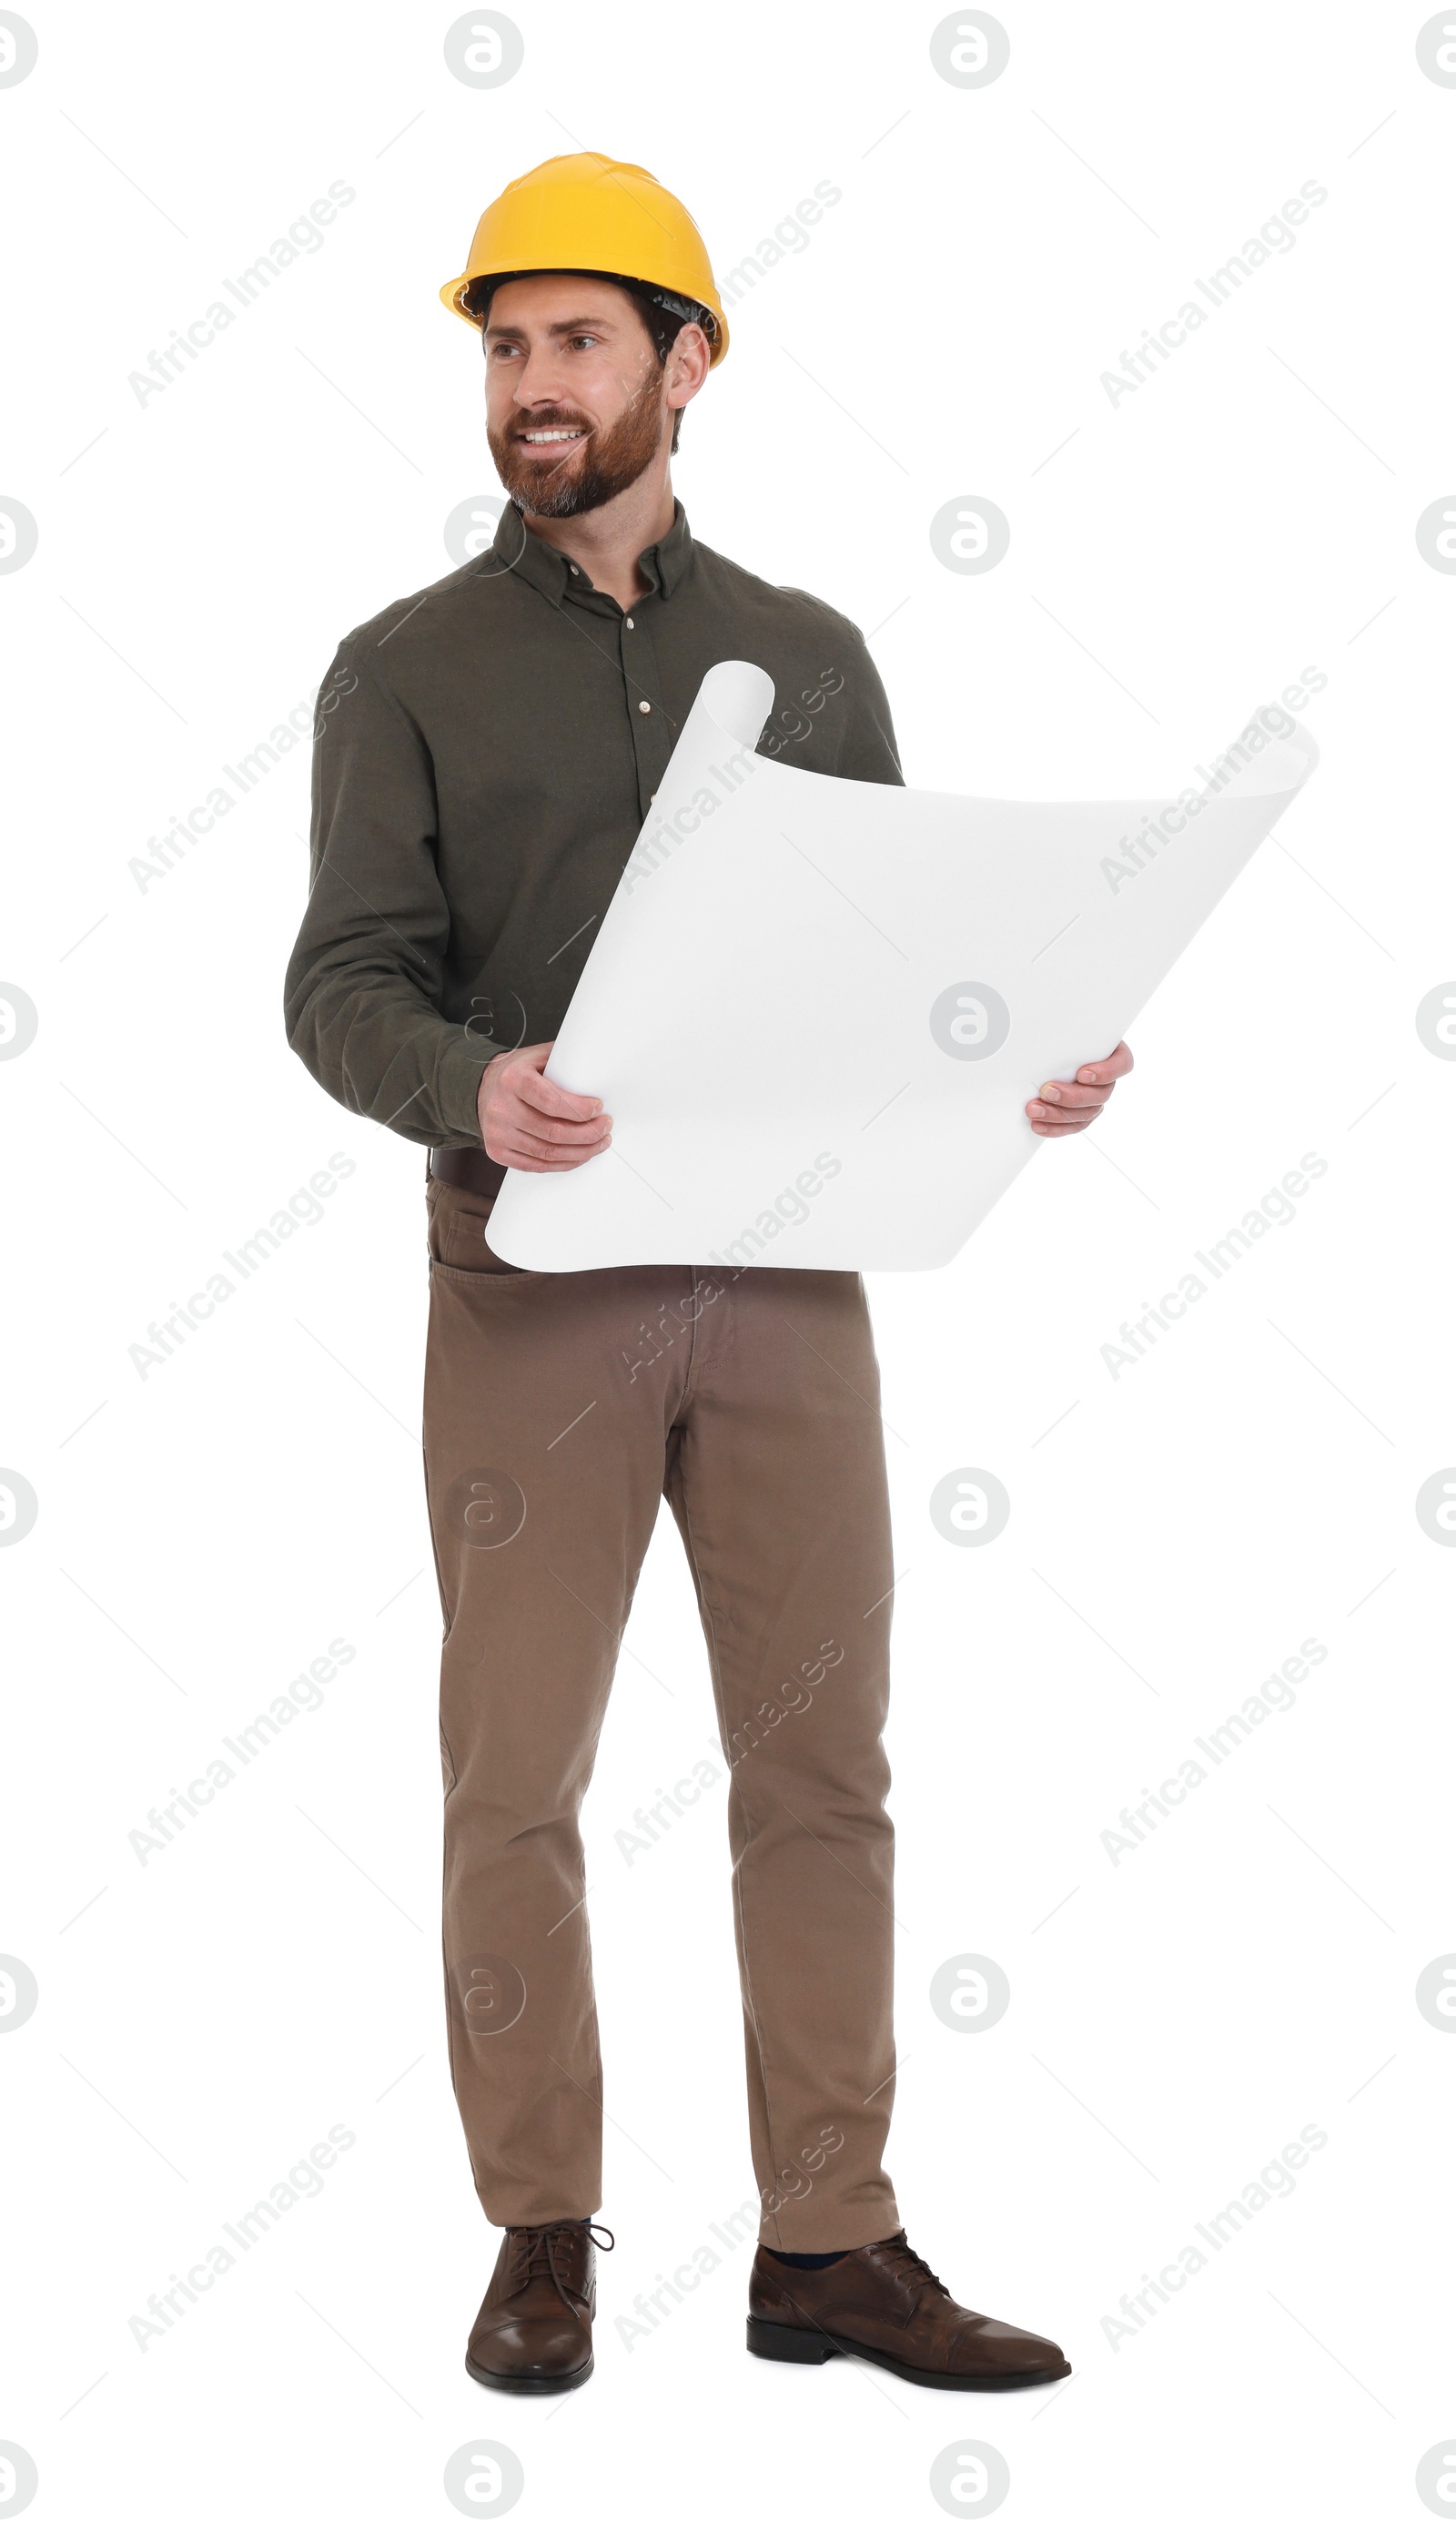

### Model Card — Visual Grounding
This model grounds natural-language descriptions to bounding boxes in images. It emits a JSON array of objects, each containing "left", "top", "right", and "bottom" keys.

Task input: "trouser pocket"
[{"left": 426, "top": 1176, "right": 531, "bottom": 1274}]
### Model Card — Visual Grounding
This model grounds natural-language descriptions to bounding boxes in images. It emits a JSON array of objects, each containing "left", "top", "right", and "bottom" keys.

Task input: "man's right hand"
[{"left": 477, "top": 1041, "right": 612, "bottom": 1171}]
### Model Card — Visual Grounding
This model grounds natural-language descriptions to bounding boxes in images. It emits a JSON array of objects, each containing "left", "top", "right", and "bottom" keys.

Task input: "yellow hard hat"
[{"left": 439, "top": 151, "right": 729, "bottom": 363}]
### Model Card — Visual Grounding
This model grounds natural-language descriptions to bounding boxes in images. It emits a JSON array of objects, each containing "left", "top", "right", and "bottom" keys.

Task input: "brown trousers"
[{"left": 421, "top": 1169, "right": 900, "bottom": 2252}]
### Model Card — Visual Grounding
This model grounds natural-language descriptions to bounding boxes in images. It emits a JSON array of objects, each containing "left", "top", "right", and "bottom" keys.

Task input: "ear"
[{"left": 665, "top": 320, "right": 713, "bottom": 415}]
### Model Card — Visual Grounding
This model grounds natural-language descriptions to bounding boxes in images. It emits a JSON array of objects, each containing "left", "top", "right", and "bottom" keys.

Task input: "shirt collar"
[
  {"left": 636, "top": 499, "right": 693, "bottom": 599},
  {"left": 490, "top": 496, "right": 693, "bottom": 607}
]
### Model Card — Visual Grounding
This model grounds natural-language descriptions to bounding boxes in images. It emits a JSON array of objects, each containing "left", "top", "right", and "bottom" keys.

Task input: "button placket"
[{"left": 622, "top": 603, "right": 671, "bottom": 816}]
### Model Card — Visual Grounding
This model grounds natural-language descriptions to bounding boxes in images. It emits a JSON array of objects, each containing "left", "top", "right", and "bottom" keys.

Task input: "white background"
[{"left": 3, "top": 3, "right": 1454, "bottom": 2525}]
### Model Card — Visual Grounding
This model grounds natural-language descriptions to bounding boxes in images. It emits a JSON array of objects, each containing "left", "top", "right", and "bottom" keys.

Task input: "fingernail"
[{"left": 1040, "top": 1085, "right": 1062, "bottom": 1102}]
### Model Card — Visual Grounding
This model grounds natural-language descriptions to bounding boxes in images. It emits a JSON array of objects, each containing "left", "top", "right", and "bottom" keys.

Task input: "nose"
[{"left": 511, "top": 345, "right": 572, "bottom": 409}]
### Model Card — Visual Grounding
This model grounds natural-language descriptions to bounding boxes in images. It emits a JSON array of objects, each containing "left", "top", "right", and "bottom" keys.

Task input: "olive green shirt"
[{"left": 284, "top": 499, "right": 904, "bottom": 1167}]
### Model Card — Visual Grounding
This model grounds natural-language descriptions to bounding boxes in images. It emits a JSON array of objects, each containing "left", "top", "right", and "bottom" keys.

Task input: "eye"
[{"left": 568, "top": 332, "right": 601, "bottom": 350}]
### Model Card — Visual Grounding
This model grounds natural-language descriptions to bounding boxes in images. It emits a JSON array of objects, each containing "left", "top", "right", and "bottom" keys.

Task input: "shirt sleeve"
[
  {"left": 283, "top": 637, "right": 503, "bottom": 1146},
  {"left": 835, "top": 621, "right": 905, "bottom": 788}
]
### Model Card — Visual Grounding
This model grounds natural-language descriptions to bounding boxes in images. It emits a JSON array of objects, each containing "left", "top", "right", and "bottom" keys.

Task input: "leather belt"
[{"left": 428, "top": 1144, "right": 508, "bottom": 1199}]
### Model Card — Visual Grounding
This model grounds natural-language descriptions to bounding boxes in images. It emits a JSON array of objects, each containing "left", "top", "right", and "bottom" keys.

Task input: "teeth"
[{"left": 522, "top": 429, "right": 584, "bottom": 442}]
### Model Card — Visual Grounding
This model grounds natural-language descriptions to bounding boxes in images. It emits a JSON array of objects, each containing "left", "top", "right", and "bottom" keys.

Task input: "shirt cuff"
[{"left": 436, "top": 1027, "right": 503, "bottom": 1141}]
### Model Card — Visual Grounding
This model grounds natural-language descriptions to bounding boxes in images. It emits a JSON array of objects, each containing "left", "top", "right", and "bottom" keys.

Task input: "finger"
[
  {"left": 496, "top": 1123, "right": 610, "bottom": 1159},
  {"left": 511, "top": 1054, "right": 607, "bottom": 1122},
  {"left": 491, "top": 1099, "right": 612, "bottom": 1148},
  {"left": 1026, "top": 1094, "right": 1106, "bottom": 1126},
  {"left": 1026, "top": 1111, "right": 1098, "bottom": 1136},
  {"left": 1030, "top": 1079, "right": 1111, "bottom": 1112},
  {"left": 492, "top": 1132, "right": 612, "bottom": 1170},
  {"left": 496, "top": 1133, "right": 610, "bottom": 1169},
  {"left": 1074, "top": 1040, "right": 1134, "bottom": 1088}
]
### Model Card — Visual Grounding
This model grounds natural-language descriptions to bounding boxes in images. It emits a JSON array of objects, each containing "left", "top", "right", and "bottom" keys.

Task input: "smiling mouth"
[{"left": 516, "top": 426, "right": 589, "bottom": 450}]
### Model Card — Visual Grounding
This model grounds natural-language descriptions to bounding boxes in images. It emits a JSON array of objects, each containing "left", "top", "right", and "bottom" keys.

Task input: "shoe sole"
[
  {"left": 465, "top": 2353, "right": 593, "bottom": 2395},
  {"left": 747, "top": 2314, "right": 1070, "bottom": 2391}
]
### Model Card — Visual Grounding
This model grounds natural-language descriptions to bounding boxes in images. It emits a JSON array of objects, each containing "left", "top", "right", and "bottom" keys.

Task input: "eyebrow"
[{"left": 483, "top": 312, "right": 621, "bottom": 342}]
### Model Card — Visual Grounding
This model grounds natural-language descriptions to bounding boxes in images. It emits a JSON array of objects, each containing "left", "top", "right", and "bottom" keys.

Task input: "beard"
[{"left": 489, "top": 370, "right": 667, "bottom": 518}]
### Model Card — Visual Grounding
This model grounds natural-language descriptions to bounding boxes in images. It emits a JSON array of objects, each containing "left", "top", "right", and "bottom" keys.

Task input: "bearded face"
[{"left": 487, "top": 359, "right": 669, "bottom": 519}]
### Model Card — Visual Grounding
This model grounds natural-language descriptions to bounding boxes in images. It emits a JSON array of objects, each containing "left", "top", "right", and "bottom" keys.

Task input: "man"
[{"left": 285, "top": 150, "right": 1131, "bottom": 2397}]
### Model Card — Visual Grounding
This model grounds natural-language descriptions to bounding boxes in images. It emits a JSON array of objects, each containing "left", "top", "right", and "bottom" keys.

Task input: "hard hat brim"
[{"left": 438, "top": 263, "right": 729, "bottom": 363}]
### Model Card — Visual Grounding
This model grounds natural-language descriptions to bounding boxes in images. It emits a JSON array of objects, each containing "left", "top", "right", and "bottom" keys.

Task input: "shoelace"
[
  {"left": 510, "top": 2220, "right": 615, "bottom": 2313},
  {"left": 878, "top": 2235, "right": 950, "bottom": 2301}
]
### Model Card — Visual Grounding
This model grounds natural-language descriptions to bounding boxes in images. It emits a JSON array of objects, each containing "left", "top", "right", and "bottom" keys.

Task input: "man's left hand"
[{"left": 1026, "top": 1040, "right": 1133, "bottom": 1137}]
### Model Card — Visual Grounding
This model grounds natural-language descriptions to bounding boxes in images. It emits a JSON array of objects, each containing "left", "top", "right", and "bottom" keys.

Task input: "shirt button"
[
  {"left": 624, "top": 616, "right": 634, "bottom": 629},
  {"left": 569, "top": 564, "right": 580, "bottom": 576},
  {"left": 638, "top": 699, "right": 651, "bottom": 714}
]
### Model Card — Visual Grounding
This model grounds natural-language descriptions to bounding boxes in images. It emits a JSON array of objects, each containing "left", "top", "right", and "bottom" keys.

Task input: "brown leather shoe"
[
  {"left": 747, "top": 2232, "right": 1070, "bottom": 2391},
  {"left": 466, "top": 2220, "right": 612, "bottom": 2394}
]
